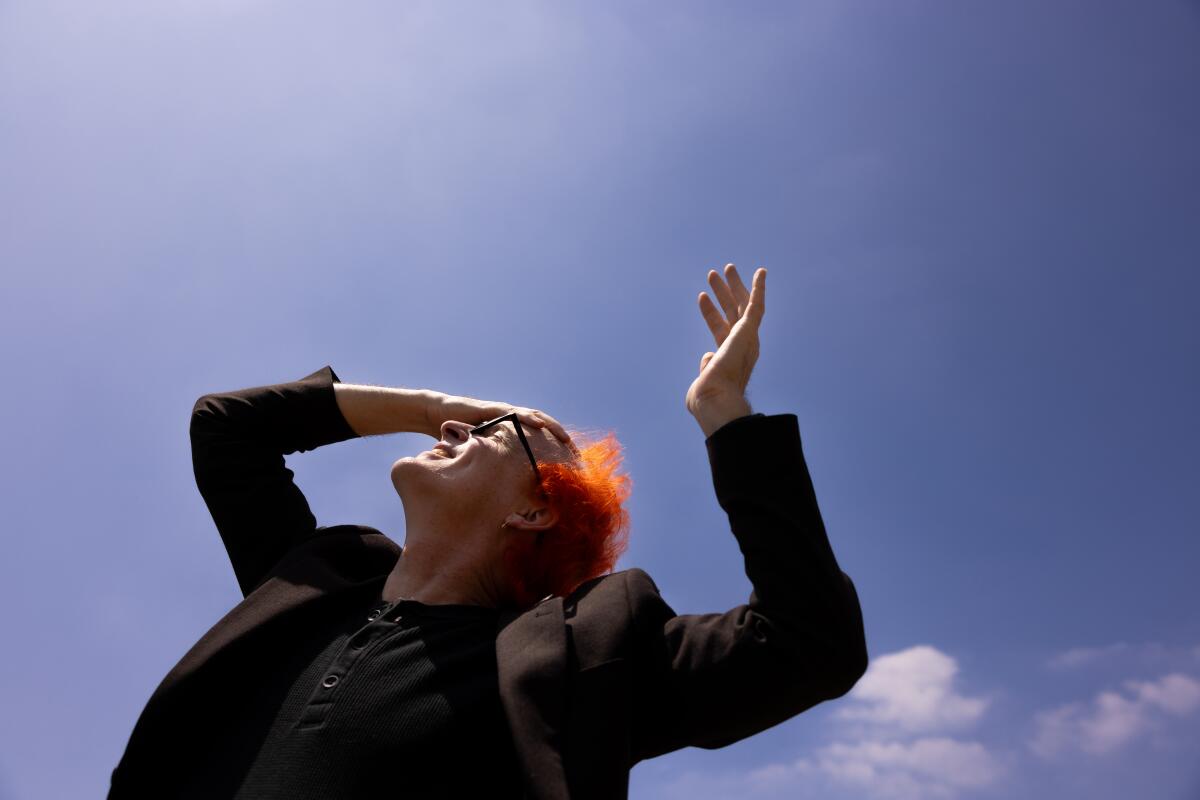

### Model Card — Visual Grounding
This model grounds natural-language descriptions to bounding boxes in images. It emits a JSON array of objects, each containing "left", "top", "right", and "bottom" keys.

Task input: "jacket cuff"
[
  {"left": 702, "top": 411, "right": 765, "bottom": 445},
  {"left": 276, "top": 365, "right": 360, "bottom": 453},
  {"left": 704, "top": 412, "right": 804, "bottom": 494}
]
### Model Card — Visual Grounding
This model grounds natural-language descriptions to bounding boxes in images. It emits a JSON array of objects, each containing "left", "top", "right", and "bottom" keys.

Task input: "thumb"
[{"left": 699, "top": 351, "right": 715, "bottom": 372}]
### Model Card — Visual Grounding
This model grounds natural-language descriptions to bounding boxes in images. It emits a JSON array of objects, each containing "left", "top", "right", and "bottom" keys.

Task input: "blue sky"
[{"left": 2, "top": 1, "right": 1198, "bottom": 797}]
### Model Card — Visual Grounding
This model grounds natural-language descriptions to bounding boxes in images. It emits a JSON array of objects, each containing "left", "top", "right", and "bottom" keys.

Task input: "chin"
[
  {"left": 389, "top": 455, "right": 438, "bottom": 494},
  {"left": 389, "top": 457, "right": 415, "bottom": 490}
]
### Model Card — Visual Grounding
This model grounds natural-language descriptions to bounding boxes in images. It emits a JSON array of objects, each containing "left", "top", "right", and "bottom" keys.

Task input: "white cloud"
[
  {"left": 1126, "top": 672, "right": 1200, "bottom": 715},
  {"left": 1030, "top": 672, "right": 1200, "bottom": 759},
  {"left": 652, "top": 645, "right": 1005, "bottom": 800},
  {"left": 743, "top": 737, "right": 1003, "bottom": 800},
  {"left": 1080, "top": 691, "right": 1147, "bottom": 754},
  {"left": 743, "top": 645, "right": 1004, "bottom": 800},
  {"left": 1029, "top": 702, "right": 1084, "bottom": 759},
  {"left": 834, "top": 644, "right": 990, "bottom": 733},
  {"left": 651, "top": 648, "right": 1200, "bottom": 800}
]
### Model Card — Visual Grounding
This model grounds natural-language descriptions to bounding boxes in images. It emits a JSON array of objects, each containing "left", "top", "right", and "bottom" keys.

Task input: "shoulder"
[
  {"left": 558, "top": 569, "right": 649, "bottom": 669},
  {"left": 622, "top": 566, "right": 662, "bottom": 595},
  {"left": 562, "top": 567, "right": 673, "bottom": 633},
  {"left": 507, "top": 568, "right": 670, "bottom": 635},
  {"left": 562, "top": 567, "right": 660, "bottom": 607}
]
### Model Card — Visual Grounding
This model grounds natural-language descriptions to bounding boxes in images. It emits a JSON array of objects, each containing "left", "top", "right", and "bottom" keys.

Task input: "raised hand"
[
  {"left": 426, "top": 393, "right": 573, "bottom": 448},
  {"left": 686, "top": 263, "right": 767, "bottom": 433}
]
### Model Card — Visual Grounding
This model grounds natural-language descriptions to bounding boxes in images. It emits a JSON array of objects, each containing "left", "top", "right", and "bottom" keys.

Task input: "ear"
[{"left": 503, "top": 504, "right": 559, "bottom": 533}]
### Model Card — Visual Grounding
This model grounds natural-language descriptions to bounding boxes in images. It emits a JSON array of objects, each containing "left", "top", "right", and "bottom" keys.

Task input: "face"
[{"left": 390, "top": 418, "right": 574, "bottom": 511}]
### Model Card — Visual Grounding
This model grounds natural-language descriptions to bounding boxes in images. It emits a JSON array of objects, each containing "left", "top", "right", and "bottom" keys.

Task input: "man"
[{"left": 108, "top": 264, "right": 868, "bottom": 799}]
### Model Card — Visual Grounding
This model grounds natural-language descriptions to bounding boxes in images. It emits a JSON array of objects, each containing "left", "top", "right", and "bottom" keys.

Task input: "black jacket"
[{"left": 108, "top": 365, "right": 868, "bottom": 800}]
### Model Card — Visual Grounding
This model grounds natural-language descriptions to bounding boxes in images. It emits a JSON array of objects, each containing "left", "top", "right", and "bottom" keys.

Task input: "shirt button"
[{"left": 322, "top": 675, "right": 340, "bottom": 688}]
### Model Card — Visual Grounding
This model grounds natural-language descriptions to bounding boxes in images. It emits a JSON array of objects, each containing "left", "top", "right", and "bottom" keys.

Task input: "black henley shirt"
[{"left": 218, "top": 589, "right": 523, "bottom": 798}]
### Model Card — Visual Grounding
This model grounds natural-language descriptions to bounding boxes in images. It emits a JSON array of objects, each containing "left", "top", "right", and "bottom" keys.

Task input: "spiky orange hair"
[{"left": 500, "top": 428, "right": 633, "bottom": 609}]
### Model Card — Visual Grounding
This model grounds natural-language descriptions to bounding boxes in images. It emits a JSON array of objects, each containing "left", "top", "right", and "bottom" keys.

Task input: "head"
[{"left": 390, "top": 416, "right": 632, "bottom": 609}]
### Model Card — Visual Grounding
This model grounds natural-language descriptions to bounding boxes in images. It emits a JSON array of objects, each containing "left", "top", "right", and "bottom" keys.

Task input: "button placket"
[{"left": 296, "top": 600, "right": 403, "bottom": 731}]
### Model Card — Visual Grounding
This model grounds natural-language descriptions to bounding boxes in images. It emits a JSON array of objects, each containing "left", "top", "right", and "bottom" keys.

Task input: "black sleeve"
[
  {"left": 627, "top": 413, "right": 869, "bottom": 763},
  {"left": 189, "top": 365, "right": 360, "bottom": 597}
]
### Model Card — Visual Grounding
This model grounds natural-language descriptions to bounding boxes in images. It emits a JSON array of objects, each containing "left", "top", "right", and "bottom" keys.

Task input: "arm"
[
  {"left": 333, "top": 383, "right": 575, "bottom": 446},
  {"left": 628, "top": 411, "right": 868, "bottom": 762},
  {"left": 332, "top": 382, "right": 442, "bottom": 438},
  {"left": 190, "top": 365, "right": 368, "bottom": 597},
  {"left": 624, "top": 262, "right": 863, "bottom": 760}
]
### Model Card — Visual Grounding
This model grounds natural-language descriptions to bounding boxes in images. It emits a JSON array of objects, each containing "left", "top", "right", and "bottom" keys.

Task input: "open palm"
[{"left": 686, "top": 263, "right": 767, "bottom": 415}]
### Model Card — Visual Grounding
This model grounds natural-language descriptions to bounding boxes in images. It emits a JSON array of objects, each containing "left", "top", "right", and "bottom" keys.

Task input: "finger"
[
  {"left": 528, "top": 410, "right": 572, "bottom": 444},
  {"left": 724, "top": 263, "right": 751, "bottom": 312},
  {"left": 542, "top": 416, "right": 571, "bottom": 443},
  {"left": 517, "top": 411, "right": 544, "bottom": 431},
  {"left": 747, "top": 267, "right": 767, "bottom": 321},
  {"left": 700, "top": 351, "right": 715, "bottom": 372},
  {"left": 698, "top": 292, "right": 731, "bottom": 348},
  {"left": 707, "top": 266, "right": 740, "bottom": 322}
]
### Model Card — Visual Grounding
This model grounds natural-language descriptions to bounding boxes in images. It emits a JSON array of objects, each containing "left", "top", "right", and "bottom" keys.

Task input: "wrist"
[
  {"left": 421, "top": 390, "right": 448, "bottom": 438},
  {"left": 691, "top": 394, "right": 753, "bottom": 438}
]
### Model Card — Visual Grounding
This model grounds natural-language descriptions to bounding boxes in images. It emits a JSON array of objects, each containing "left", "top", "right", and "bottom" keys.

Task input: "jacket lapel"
[{"left": 496, "top": 596, "right": 572, "bottom": 800}]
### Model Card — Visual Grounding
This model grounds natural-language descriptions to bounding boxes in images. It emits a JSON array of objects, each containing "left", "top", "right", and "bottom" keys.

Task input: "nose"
[{"left": 439, "top": 420, "right": 472, "bottom": 446}]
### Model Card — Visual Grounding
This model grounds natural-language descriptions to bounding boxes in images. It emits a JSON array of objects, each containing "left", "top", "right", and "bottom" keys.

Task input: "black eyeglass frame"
[{"left": 468, "top": 412, "right": 543, "bottom": 489}]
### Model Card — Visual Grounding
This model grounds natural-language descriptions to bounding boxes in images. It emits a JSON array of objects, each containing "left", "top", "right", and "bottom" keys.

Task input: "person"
[{"left": 107, "top": 264, "right": 868, "bottom": 799}]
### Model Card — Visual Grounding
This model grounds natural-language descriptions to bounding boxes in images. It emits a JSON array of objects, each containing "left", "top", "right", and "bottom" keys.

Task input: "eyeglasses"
[{"left": 468, "top": 413, "right": 543, "bottom": 489}]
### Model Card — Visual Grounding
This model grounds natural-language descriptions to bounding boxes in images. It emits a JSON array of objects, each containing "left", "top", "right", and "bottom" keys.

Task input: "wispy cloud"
[
  {"left": 1128, "top": 672, "right": 1200, "bottom": 715},
  {"left": 1045, "top": 641, "right": 1198, "bottom": 671},
  {"left": 1031, "top": 672, "right": 1200, "bottom": 758},
  {"left": 757, "top": 737, "right": 1003, "bottom": 800},
  {"left": 1047, "top": 642, "right": 1134, "bottom": 670}
]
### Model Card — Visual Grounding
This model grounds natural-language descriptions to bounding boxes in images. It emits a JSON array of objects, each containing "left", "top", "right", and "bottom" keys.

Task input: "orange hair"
[{"left": 500, "top": 428, "right": 633, "bottom": 609}]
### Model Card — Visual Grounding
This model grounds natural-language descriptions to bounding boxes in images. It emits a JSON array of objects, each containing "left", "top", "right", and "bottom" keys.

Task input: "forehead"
[
  {"left": 474, "top": 417, "right": 575, "bottom": 462},
  {"left": 526, "top": 425, "right": 579, "bottom": 464}
]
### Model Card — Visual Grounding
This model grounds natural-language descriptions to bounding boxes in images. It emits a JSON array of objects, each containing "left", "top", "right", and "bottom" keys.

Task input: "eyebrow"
[{"left": 476, "top": 423, "right": 509, "bottom": 443}]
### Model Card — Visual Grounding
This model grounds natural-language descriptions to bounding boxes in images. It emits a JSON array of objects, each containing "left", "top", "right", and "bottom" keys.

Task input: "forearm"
[
  {"left": 333, "top": 383, "right": 442, "bottom": 438},
  {"left": 707, "top": 412, "right": 867, "bottom": 681}
]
